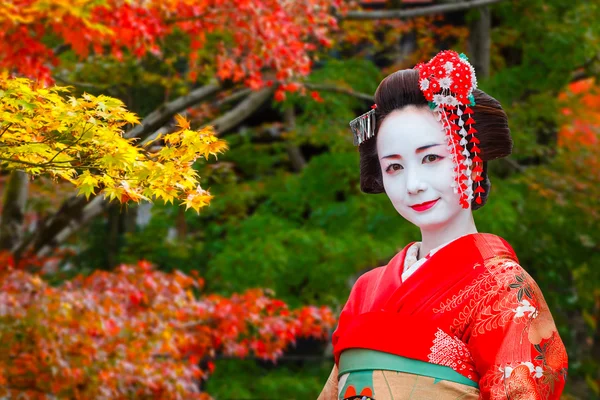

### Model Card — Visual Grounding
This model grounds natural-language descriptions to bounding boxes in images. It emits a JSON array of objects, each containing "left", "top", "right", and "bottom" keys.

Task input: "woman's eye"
[
  {"left": 386, "top": 163, "right": 403, "bottom": 173},
  {"left": 423, "top": 154, "right": 441, "bottom": 163}
]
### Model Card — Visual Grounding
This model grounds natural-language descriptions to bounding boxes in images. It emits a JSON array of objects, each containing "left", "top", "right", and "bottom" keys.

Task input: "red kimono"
[{"left": 332, "top": 233, "right": 568, "bottom": 399}]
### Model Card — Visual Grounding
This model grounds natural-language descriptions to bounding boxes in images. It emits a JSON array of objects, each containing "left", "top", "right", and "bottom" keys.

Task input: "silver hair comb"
[{"left": 349, "top": 105, "right": 377, "bottom": 146}]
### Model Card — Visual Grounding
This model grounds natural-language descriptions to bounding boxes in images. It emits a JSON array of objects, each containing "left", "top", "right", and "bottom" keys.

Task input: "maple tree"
[
  {"left": 0, "top": 0, "right": 353, "bottom": 259},
  {"left": 0, "top": 75, "right": 227, "bottom": 213},
  {"left": 0, "top": 0, "right": 343, "bottom": 86},
  {"left": 0, "top": 257, "right": 335, "bottom": 399}
]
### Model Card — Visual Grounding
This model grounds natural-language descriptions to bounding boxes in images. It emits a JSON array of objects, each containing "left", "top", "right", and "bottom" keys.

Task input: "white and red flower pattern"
[{"left": 428, "top": 328, "right": 478, "bottom": 381}]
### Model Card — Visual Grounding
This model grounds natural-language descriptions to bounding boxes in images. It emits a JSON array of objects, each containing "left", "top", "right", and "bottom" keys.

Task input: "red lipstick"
[{"left": 410, "top": 198, "right": 440, "bottom": 212}]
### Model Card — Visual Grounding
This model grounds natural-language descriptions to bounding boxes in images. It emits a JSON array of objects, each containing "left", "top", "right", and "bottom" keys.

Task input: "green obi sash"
[{"left": 338, "top": 349, "right": 479, "bottom": 389}]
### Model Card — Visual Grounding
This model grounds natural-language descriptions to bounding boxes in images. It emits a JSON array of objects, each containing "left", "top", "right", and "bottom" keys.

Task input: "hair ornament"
[
  {"left": 414, "top": 50, "right": 483, "bottom": 208},
  {"left": 349, "top": 104, "right": 377, "bottom": 146}
]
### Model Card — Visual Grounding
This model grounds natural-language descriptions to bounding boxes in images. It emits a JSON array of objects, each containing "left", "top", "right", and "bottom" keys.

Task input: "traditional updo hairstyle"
[{"left": 359, "top": 69, "right": 512, "bottom": 210}]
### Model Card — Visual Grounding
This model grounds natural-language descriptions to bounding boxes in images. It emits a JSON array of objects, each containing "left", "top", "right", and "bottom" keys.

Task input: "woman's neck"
[{"left": 418, "top": 211, "right": 478, "bottom": 259}]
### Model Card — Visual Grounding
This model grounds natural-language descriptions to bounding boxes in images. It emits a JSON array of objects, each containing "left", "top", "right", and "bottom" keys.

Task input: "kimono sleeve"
[
  {"left": 331, "top": 273, "right": 367, "bottom": 351},
  {"left": 331, "top": 268, "right": 384, "bottom": 364},
  {"left": 466, "top": 264, "right": 568, "bottom": 400}
]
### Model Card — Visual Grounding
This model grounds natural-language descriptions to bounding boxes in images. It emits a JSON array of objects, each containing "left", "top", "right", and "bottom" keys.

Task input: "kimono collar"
[{"left": 402, "top": 233, "right": 476, "bottom": 281}]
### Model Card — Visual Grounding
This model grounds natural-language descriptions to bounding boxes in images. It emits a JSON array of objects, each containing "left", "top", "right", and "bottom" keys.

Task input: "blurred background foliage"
[{"left": 1, "top": 0, "right": 599, "bottom": 398}]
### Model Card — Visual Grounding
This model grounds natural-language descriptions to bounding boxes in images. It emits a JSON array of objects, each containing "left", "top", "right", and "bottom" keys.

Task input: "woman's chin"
[
  {"left": 401, "top": 214, "right": 446, "bottom": 230},
  {"left": 415, "top": 220, "right": 452, "bottom": 232},
  {"left": 402, "top": 210, "right": 454, "bottom": 231}
]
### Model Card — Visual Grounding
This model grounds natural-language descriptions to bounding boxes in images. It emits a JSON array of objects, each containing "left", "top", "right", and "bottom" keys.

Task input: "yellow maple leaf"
[{"left": 121, "top": 112, "right": 140, "bottom": 125}]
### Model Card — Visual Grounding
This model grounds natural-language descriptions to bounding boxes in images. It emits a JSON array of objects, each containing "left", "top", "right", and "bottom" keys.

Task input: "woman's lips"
[{"left": 410, "top": 198, "right": 440, "bottom": 212}]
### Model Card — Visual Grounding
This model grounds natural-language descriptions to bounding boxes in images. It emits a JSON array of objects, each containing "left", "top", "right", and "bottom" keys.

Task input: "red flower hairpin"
[{"left": 414, "top": 50, "right": 483, "bottom": 208}]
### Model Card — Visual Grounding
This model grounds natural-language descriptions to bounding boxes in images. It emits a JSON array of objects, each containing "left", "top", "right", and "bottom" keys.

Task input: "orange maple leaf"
[{"left": 174, "top": 114, "right": 190, "bottom": 131}]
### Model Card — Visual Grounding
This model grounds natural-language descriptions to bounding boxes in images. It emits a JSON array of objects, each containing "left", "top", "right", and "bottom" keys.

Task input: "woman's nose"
[{"left": 406, "top": 168, "right": 427, "bottom": 194}]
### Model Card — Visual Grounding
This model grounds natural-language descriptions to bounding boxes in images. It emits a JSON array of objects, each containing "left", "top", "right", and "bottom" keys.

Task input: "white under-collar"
[{"left": 402, "top": 234, "right": 474, "bottom": 281}]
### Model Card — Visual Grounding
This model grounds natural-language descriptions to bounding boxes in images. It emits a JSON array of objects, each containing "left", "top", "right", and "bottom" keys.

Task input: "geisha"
[{"left": 318, "top": 50, "right": 568, "bottom": 400}]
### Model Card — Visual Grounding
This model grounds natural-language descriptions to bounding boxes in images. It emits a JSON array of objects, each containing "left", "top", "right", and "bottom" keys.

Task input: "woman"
[{"left": 318, "top": 51, "right": 568, "bottom": 400}]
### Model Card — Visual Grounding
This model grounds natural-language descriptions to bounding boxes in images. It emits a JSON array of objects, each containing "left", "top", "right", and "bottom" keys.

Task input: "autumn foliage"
[
  {"left": 0, "top": 0, "right": 343, "bottom": 86},
  {"left": 558, "top": 78, "right": 600, "bottom": 149},
  {"left": 527, "top": 78, "right": 600, "bottom": 222},
  {"left": 0, "top": 258, "right": 336, "bottom": 399}
]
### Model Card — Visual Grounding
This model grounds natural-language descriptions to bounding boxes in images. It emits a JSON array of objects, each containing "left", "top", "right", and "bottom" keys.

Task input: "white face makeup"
[{"left": 376, "top": 105, "right": 470, "bottom": 232}]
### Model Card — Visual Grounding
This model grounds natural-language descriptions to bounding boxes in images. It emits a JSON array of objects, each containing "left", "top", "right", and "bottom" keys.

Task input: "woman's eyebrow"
[
  {"left": 415, "top": 143, "right": 443, "bottom": 153},
  {"left": 381, "top": 143, "right": 443, "bottom": 159}
]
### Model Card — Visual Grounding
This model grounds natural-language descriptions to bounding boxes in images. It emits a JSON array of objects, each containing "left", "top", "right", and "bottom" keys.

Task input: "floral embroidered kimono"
[{"left": 332, "top": 233, "right": 568, "bottom": 400}]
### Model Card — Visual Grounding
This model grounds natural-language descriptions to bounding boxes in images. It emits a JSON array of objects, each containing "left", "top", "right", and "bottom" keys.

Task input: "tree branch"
[
  {"left": 499, "top": 157, "right": 526, "bottom": 173},
  {"left": 24, "top": 195, "right": 94, "bottom": 258},
  {"left": 214, "top": 88, "right": 253, "bottom": 108},
  {"left": 54, "top": 76, "right": 116, "bottom": 91},
  {"left": 140, "top": 88, "right": 255, "bottom": 146},
  {"left": 0, "top": 123, "right": 13, "bottom": 139},
  {"left": 35, "top": 196, "right": 109, "bottom": 258},
  {"left": 53, "top": 44, "right": 71, "bottom": 57},
  {"left": 207, "top": 87, "right": 275, "bottom": 135},
  {"left": 0, "top": 158, "right": 94, "bottom": 168},
  {"left": 125, "top": 81, "right": 222, "bottom": 141},
  {"left": 341, "top": 0, "right": 505, "bottom": 20},
  {"left": 304, "top": 83, "right": 373, "bottom": 102},
  {"left": 24, "top": 87, "right": 274, "bottom": 258}
]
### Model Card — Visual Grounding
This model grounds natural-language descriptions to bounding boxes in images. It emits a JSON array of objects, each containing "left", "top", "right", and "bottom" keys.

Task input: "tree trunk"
[
  {"left": 468, "top": 6, "right": 492, "bottom": 80},
  {"left": 283, "top": 107, "right": 307, "bottom": 172},
  {"left": 0, "top": 170, "right": 29, "bottom": 251},
  {"left": 123, "top": 204, "right": 139, "bottom": 234},
  {"left": 592, "top": 294, "right": 600, "bottom": 387},
  {"left": 176, "top": 206, "right": 187, "bottom": 240},
  {"left": 106, "top": 203, "right": 121, "bottom": 269}
]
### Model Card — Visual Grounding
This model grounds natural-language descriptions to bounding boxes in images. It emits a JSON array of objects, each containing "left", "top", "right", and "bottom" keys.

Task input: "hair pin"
[{"left": 349, "top": 105, "right": 377, "bottom": 146}]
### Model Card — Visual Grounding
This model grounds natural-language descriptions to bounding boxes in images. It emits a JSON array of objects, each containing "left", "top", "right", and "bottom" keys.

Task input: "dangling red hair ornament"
[{"left": 414, "top": 50, "right": 483, "bottom": 208}]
